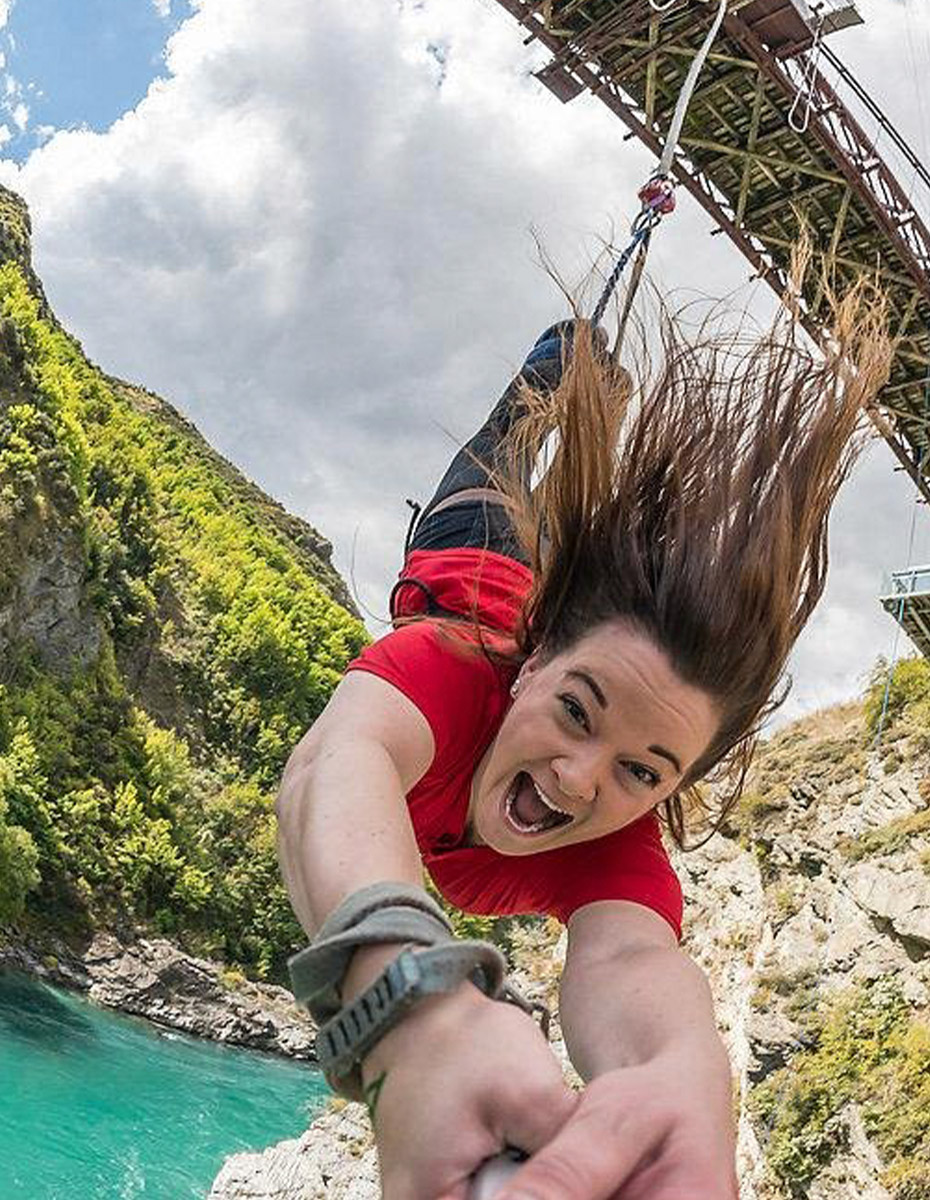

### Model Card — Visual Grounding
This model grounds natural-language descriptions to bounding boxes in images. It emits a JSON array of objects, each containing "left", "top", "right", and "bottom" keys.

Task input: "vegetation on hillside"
[
  {"left": 751, "top": 979, "right": 930, "bottom": 1200},
  {"left": 0, "top": 260, "right": 367, "bottom": 976},
  {"left": 730, "top": 656, "right": 930, "bottom": 1199}
]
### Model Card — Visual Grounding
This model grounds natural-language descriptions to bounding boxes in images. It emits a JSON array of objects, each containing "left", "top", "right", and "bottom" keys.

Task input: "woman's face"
[{"left": 466, "top": 619, "right": 719, "bottom": 855}]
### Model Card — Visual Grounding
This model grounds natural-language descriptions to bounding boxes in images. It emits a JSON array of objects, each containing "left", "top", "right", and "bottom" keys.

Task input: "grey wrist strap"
[
  {"left": 288, "top": 883, "right": 454, "bottom": 1024},
  {"left": 288, "top": 882, "right": 552, "bottom": 1100},
  {"left": 316, "top": 882, "right": 452, "bottom": 943},
  {"left": 317, "top": 941, "right": 507, "bottom": 1088}
]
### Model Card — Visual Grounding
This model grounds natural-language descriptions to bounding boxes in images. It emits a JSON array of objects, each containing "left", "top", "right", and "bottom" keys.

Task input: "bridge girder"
[{"left": 492, "top": 0, "right": 930, "bottom": 500}]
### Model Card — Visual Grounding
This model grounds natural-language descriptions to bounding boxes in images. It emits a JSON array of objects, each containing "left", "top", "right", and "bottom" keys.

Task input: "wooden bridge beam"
[{"left": 736, "top": 74, "right": 767, "bottom": 225}]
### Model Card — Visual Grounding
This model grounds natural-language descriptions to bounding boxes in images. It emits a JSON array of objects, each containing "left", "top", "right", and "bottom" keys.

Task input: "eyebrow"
[
  {"left": 566, "top": 668, "right": 684, "bottom": 776},
  {"left": 647, "top": 744, "right": 682, "bottom": 775},
  {"left": 566, "top": 669, "right": 607, "bottom": 709}
]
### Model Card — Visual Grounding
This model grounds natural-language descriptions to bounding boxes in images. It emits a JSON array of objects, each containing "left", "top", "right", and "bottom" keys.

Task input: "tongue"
[{"left": 513, "top": 773, "right": 552, "bottom": 827}]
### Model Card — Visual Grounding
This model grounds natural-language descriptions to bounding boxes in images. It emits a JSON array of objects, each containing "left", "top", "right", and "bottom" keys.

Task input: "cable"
[
  {"left": 874, "top": 371, "right": 930, "bottom": 746},
  {"left": 590, "top": 0, "right": 729, "bottom": 326}
]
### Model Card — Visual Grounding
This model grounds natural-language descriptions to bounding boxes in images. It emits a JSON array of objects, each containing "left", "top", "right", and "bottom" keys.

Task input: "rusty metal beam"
[{"left": 725, "top": 9, "right": 930, "bottom": 301}]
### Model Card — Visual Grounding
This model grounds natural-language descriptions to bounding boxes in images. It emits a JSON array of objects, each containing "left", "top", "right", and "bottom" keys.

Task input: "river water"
[{"left": 0, "top": 970, "right": 330, "bottom": 1199}]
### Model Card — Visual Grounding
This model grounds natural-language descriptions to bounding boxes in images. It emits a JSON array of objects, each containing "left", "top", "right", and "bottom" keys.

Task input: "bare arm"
[
  {"left": 559, "top": 899, "right": 728, "bottom": 1081},
  {"left": 494, "top": 900, "right": 738, "bottom": 1200},
  {"left": 275, "top": 669, "right": 435, "bottom": 993},
  {"left": 276, "top": 666, "right": 578, "bottom": 1200}
]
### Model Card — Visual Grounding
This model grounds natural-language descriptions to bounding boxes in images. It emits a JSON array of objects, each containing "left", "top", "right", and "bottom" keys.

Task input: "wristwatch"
[{"left": 316, "top": 941, "right": 506, "bottom": 1088}]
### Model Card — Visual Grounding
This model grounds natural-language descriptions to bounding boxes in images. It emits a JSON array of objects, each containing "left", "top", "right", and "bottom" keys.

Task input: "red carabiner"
[{"left": 638, "top": 176, "right": 676, "bottom": 215}]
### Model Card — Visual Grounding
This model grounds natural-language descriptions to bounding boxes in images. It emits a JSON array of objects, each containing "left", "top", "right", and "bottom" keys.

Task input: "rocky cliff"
[
  {"left": 0, "top": 183, "right": 366, "bottom": 981},
  {"left": 209, "top": 685, "right": 930, "bottom": 1200}
]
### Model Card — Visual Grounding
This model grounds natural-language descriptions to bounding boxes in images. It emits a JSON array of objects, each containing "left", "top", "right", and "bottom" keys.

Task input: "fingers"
[
  {"left": 493, "top": 1082, "right": 579, "bottom": 1161},
  {"left": 493, "top": 1081, "right": 657, "bottom": 1200}
]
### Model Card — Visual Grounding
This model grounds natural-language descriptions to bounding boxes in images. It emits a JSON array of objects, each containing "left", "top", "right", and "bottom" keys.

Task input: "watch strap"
[
  {"left": 289, "top": 905, "right": 453, "bottom": 1023},
  {"left": 316, "top": 941, "right": 506, "bottom": 1091},
  {"left": 315, "top": 883, "right": 452, "bottom": 944}
]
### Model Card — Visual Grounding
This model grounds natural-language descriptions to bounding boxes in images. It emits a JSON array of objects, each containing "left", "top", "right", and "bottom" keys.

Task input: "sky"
[{"left": 0, "top": 0, "right": 928, "bottom": 727}]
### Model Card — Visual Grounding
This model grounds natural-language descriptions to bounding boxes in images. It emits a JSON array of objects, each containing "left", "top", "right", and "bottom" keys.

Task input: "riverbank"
[{"left": 0, "top": 928, "right": 316, "bottom": 1060}]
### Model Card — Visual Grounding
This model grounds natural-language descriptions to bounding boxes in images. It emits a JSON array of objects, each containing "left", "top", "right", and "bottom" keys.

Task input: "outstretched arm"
[
  {"left": 276, "top": 669, "right": 576, "bottom": 1199},
  {"left": 497, "top": 900, "right": 738, "bottom": 1200}
]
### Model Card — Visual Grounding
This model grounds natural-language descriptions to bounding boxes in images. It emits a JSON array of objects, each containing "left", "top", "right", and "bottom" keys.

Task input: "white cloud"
[
  {"left": 0, "top": 0, "right": 926, "bottom": 727},
  {"left": 0, "top": 1, "right": 12, "bottom": 31},
  {"left": 11, "top": 98, "right": 25, "bottom": 129},
  {"left": 151, "top": 0, "right": 172, "bottom": 17},
  {"left": 0, "top": 122, "right": 10, "bottom": 146}
]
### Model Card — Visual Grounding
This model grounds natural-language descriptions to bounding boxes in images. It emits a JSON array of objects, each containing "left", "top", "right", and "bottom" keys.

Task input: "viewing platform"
[{"left": 880, "top": 566, "right": 930, "bottom": 658}]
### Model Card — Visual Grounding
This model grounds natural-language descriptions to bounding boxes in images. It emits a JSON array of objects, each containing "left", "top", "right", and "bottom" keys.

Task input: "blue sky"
[{"left": 0, "top": 0, "right": 193, "bottom": 159}]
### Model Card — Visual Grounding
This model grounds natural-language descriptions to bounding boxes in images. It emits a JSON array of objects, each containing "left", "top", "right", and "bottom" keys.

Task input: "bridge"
[{"left": 491, "top": 0, "right": 930, "bottom": 495}]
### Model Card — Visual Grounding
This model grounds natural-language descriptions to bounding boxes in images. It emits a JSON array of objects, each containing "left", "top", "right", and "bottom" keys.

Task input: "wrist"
[
  {"left": 653, "top": 1034, "right": 733, "bottom": 1106},
  {"left": 359, "top": 976, "right": 488, "bottom": 1084},
  {"left": 342, "top": 942, "right": 411, "bottom": 1003}
]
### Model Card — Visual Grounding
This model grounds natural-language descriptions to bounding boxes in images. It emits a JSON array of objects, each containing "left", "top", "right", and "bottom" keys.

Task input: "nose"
[{"left": 550, "top": 752, "right": 599, "bottom": 806}]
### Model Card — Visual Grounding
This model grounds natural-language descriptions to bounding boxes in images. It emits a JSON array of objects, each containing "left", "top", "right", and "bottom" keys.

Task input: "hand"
[
  {"left": 493, "top": 1048, "right": 738, "bottom": 1200},
  {"left": 357, "top": 982, "right": 577, "bottom": 1200}
]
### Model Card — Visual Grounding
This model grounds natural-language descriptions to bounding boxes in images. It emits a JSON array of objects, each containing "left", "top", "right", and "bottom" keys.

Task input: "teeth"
[
  {"left": 532, "top": 781, "right": 572, "bottom": 816},
  {"left": 504, "top": 776, "right": 574, "bottom": 835}
]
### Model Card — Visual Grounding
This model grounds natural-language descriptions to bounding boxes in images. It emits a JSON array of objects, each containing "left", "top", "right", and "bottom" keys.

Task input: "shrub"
[
  {"left": 0, "top": 796, "right": 39, "bottom": 923},
  {"left": 863, "top": 657, "right": 930, "bottom": 741},
  {"left": 750, "top": 981, "right": 930, "bottom": 1197}
]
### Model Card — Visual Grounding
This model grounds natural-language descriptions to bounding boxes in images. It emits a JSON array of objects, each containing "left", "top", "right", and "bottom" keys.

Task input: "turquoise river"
[{"left": 0, "top": 970, "right": 330, "bottom": 1199}]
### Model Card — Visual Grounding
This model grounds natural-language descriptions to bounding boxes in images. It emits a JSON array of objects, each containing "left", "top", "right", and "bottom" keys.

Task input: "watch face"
[{"left": 393, "top": 949, "right": 424, "bottom": 997}]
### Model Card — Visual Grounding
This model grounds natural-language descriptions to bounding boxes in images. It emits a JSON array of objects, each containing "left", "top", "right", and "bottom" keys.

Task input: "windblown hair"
[{"left": 501, "top": 270, "right": 893, "bottom": 848}]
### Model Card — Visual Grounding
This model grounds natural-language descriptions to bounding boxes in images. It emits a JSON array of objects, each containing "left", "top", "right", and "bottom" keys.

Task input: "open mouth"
[{"left": 503, "top": 771, "right": 575, "bottom": 836}]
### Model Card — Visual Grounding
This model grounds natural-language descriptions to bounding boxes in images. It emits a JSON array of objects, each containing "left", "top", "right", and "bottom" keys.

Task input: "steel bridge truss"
[{"left": 493, "top": 0, "right": 930, "bottom": 499}]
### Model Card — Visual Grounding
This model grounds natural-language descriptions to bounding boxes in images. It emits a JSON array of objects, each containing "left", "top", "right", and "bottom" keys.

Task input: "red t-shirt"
[{"left": 346, "top": 548, "right": 683, "bottom": 937}]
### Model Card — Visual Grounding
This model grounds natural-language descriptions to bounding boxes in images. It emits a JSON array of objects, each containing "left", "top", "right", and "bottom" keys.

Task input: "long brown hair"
[{"left": 501, "top": 269, "right": 893, "bottom": 847}]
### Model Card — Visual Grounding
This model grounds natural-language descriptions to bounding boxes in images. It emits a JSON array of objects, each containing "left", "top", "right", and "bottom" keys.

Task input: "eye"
[
  {"left": 622, "top": 762, "right": 660, "bottom": 789},
  {"left": 559, "top": 693, "right": 589, "bottom": 731}
]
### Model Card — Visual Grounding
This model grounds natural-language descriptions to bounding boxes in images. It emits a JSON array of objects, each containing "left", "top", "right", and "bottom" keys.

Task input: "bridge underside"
[{"left": 495, "top": 0, "right": 930, "bottom": 493}]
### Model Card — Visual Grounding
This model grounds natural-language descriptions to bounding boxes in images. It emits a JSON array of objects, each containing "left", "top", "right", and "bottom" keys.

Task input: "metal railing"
[{"left": 880, "top": 565, "right": 930, "bottom": 601}]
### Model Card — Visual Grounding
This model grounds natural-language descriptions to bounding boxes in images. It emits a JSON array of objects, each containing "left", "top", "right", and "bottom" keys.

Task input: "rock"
[
  {"left": 1, "top": 928, "right": 316, "bottom": 1060},
  {"left": 208, "top": 1104, "right": 378, "bottom": 1200},
  {"left": 83, "top": 933, "right": 316, "bottom": 1059},
  {"left": 847, "top": 864, "right": 930, "bottom": 957},
  {"left": 0, "top": 932, "right": 91, "bottom": 990},
  {"left": 745, "top": 1007, "right": 800, "bottom": 1084},
  {"left": 807, "top": 1105, "right": 892, "bottom": 1200}
]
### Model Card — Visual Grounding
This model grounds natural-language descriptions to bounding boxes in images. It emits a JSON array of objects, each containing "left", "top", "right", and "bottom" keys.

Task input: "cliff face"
[
  {"left": 0, "top": 184, "right": 366, "bottom": 978},
  {"left": 209, "top": 685, "right": 930, "bottom": 1200},
  {"left": 683, "top": 695, "right": 930, "bottom": 1200}
]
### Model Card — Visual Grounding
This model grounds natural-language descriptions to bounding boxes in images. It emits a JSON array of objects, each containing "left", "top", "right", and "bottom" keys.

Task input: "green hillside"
[{"left": 0, "top": 184, "right": 367, "bottom": 979}]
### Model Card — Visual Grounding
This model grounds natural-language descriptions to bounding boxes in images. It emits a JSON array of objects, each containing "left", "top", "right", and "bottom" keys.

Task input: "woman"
[{"left": 276, "top": 277, "right": 891, "bottom": 1200}]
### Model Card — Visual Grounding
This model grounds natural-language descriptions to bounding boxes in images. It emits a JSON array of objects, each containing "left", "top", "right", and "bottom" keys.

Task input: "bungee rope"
[
  {"left": 591, "top": 0, "right": 729, "bottom": 339},
  {"left": 874, "top": 370, "right": 930, "bottom": 748}
]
